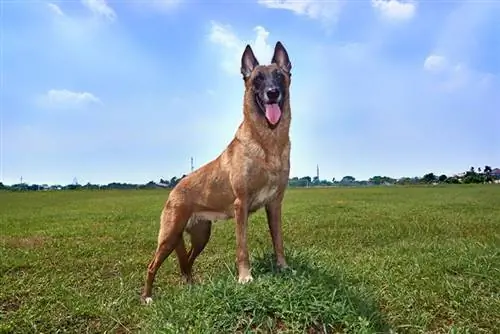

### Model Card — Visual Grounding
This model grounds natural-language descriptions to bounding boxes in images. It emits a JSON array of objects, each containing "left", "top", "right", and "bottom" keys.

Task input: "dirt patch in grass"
[
  {"left": 0, "top": 296, "right": 22, "bottom": 313},
  {"left": 1, "top": 236, "right": 48, "bottom": 249}
]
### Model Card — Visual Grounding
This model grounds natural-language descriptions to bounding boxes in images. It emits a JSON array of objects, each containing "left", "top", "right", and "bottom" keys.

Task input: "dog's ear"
[
  {"left": 241, "top": 45, "right": 259, "bottom": 79},
  {"left": 271, "top": 41, "right": 292, "bottom": 74}
]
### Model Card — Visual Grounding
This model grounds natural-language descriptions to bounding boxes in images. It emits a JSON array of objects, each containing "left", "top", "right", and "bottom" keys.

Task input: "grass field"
[{"left": 1, "top": 185, "right": 499, "bottom": 333}]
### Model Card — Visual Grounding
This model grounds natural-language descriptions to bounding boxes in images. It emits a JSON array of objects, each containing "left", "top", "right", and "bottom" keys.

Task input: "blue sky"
[{"left": 2, "top": 0, "right": 499, "bottom": 185}]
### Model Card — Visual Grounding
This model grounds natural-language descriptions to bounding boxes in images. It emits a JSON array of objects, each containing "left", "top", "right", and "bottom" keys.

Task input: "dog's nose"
[{"left": 266, "top": 88, "right": 280, "bottom": 101}]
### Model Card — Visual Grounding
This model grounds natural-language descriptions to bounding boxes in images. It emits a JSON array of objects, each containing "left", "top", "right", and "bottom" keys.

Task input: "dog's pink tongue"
[{"left": 265, "top": 104, "right": 281, "bottom": 125}]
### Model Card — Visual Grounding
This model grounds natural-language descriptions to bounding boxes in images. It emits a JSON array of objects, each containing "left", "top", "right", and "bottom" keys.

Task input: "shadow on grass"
[{"left": 146, "top": 249, "right": 391, "bottom": 333}]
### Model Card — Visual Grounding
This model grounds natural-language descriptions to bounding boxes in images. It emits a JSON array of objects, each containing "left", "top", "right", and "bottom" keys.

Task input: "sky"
[{"left": 2, "top": 0, "right": 499, "bottom": 185}]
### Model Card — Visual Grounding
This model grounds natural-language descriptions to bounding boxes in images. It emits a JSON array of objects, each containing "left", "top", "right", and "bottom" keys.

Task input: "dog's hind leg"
[
  {"left": 186, "top": 220, "right": 212, "bottom": 278},
  {"left": 174, "top": 235, "right": 190, "bottom": 283},
  {"left": 142, "top": 204, "right": 190, "bottom": 303}
]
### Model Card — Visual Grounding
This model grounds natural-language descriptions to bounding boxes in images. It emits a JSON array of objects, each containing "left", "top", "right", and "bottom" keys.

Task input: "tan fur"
[{"left": 142, "top": 42, "right": 292, "bottom": 302}]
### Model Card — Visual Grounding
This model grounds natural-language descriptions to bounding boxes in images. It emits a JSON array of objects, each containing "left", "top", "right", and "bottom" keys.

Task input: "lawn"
[{"left": 1, "top": 185, "right": 499, "bottom": 333}]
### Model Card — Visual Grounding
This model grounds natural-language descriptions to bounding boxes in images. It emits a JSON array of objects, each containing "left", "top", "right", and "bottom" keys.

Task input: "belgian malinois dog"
[{"left": 142, "top": 41, "right": 292, "bottom": 304}]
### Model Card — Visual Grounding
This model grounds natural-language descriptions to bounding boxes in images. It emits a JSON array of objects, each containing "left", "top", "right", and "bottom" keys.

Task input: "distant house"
[{"left": 491, "top": 168, "right": 500, "bottom": 179}]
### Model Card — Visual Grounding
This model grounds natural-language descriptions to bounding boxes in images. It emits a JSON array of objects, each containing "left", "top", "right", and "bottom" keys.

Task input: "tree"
[
  {"left": 397, "top": 177, "right": 412, "bottom": 185},
  {"left": 170, "top": 176, "right": 179, "bottom": 188},
  {"left": 422, "top": 173, "right": 437, "bottom": 183},
  {"left": 369, "top": 176, "right": 383, "bottom": 185},
  {"left": 484, "top": 165, "right": 493, "bottom": 183},
  {"left": 340, "top": 176, "right": 355, "bottom": 184},
  {"left": 438, "top": 174, "right": 447, "bottom": 182},
  {"left": 301, "top": 176, "right": 312, "bottom": 183}
]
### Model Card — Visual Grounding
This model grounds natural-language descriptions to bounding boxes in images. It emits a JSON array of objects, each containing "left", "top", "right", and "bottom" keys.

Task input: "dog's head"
[{"left": 241, "top": 41, "right": 292, "bottom": 129}]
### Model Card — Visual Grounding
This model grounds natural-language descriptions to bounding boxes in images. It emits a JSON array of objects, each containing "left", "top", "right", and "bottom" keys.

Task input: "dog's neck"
[{"left": 237, "top": 99, "right": 291, "bottom": 154}]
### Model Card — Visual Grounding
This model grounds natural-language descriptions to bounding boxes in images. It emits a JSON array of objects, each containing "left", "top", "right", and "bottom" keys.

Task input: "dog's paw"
[
  {"left": 278, "top": 263, "right": 289, "bottom": 271},
  {"left": 238, "top": 274, "right": 254, "bottom": 284},
  {"left": 278, "top": 264, "right": 296, "bottom": 275},
  {"left": 143, "top": 297, "right": 153, "bottom": 305}
]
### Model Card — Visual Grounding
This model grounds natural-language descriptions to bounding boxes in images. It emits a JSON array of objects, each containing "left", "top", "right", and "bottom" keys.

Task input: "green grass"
[{"left": 1, "top": 185, "right": 499, "bottom": 333}]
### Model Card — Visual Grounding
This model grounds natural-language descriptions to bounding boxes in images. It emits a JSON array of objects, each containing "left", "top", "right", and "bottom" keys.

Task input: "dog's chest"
[{"left": 249, "top": 174, "right": 280, "bottom": 211}]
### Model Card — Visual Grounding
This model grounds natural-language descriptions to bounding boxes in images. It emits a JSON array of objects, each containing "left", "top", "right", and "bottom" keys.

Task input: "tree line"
[{"left": 0, "top": 165, "right": 497, "bottom": 192}]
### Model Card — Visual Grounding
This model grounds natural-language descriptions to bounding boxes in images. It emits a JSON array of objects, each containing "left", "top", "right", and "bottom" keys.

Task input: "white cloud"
[
  {"left": 257, "top": 0, "right": 343, "bottom": 24},
  {"left": 39, "top": 89, "right": 102, "bottom": 109},
  {"left": 421, "top": 3, "right": 499, "bottom": 93},
  {"left": 423, "top": 54, "right": 447, "bottom": 72},
  {"left": 47, "top": 3, "right": 64, "bottom": 16},
  {"left": 208, "top": 21, "right": 273, "bottom": 76},
  {"left": 81, "top": 0, "right": 117, "bottom": 21},
  {"left": 371, "top": 0, "right": 416, "bottom": 21},
  {"left": 422, "top": 54, "right": 485, "bottom": 92}
]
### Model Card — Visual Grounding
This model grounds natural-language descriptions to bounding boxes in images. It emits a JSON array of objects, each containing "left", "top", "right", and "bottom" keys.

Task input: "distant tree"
[
  {"left": 340, "top": 176, "right": 355, "bottom": 184},
  {"left": 369, "top": 176, "right": 395, "bottom": 185},
  {"left": 331, "top": 177, "right": 336, "bottom": 183},
  {"left": 369, "top": 176, "right": 382, "bottom": 185},
  {"left": 143, "top": 181, "right": 157, "bottom": 189},
  {"left": 483, "top": 165, "right": 493, "bottom": 182},
  {"left": 397, "top": 177, "right": 412, "bottom": 185},
  {"left": 446, "top": 176, "right": 460, "bottom": 184},
  {"left": 170, "top": 176, "right": 179, "bottom": 188},
  {"left": 27, "top": 184, "right": 40, "bottom": 191},
  {"left": 463, "top": 171, "right": 485, "bottom": 184},
  {"left": 288, "top": 177, "right": 301, "bottom": 188},
  {"left": 10, "top": 183, "right": 26, "bottom": 191},
  {"left": 438, "top": 174, "right": 447, "bottom": 183},
  {"left": 422, "top": 173, "right": 437, "bottom": 183},
  {"left": 83, "top": 182, "right": 100, "bottom": 190},
  {"left": 301, "top": 176, "right": 312, "bottom": 183},
  {"left": 319, "top": 179, "right": 333, "bottom": 186},
  {"left": 462, "top": 165, "right": 486, "bottom": 184},
  {"left": 65, "top": 183, "right": 82, "bottom": 190}
]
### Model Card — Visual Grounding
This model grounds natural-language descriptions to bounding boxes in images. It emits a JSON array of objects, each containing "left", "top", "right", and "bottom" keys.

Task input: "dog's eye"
[
  {"left": 273, "top": 70, "right": 285, "bottom": 82},
  {"left": 253, "top": 73, "right": 264, "bottom": 86}
]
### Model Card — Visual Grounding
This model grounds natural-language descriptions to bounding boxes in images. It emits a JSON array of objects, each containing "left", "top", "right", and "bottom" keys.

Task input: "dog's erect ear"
[
  {"left": 271, "top": 41, "right": 292, "bottom": 74},
  {"left": 241, "top": 45, "right": 259, "bottom": 79}
]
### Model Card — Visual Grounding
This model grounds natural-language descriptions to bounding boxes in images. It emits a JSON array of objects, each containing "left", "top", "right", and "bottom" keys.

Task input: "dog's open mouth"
[{"left": 256, "top": 95, "right": 282, "bottom": 127}]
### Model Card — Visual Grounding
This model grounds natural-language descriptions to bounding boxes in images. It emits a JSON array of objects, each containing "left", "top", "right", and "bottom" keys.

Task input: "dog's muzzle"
[{"left": 264, "top": 87, "right": 281, "bottom": 105}]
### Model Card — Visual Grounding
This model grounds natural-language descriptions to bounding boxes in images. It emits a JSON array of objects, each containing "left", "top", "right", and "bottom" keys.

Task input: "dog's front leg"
[
  {"left": 265, "top": 197, "right": 289, "bottom": 270},
  {"left": 234, "top": 198, "right": 253, "bottom": 283}
]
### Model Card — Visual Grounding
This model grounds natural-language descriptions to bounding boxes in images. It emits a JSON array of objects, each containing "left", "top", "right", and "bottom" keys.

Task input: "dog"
[{"left": 142, "top": 41, "right": 293, "bottom": 304}]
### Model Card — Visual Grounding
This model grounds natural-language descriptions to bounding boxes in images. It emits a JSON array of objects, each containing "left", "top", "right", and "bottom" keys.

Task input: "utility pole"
[
  {"left": 317, "top": 164, "right": 320, "bottom": 181},
  {"left": 190, "top": 157, "right": 194, "bottom": 173}
]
